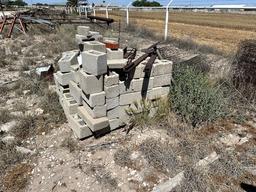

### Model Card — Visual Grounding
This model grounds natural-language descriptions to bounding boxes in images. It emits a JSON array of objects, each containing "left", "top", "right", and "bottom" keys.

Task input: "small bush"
[
  {"left": 0, "top": 109, "right": 13, "bottom": 124},
  {"left": 11, "top": 115, "right": 35, "bottom": 140},
  {"left": 114, "top": 148, "right": 133, "bottom": 168},
  {"left": 170, "top": 65, "right": 228, "bottom": 126}
]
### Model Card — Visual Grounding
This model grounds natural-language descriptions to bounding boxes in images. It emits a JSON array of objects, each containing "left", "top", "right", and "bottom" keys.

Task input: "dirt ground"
[{"left": 0, "top": 23, "right": 255, "bottom": 192}]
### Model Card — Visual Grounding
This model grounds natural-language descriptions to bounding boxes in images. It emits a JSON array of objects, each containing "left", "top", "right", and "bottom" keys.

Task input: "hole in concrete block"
[
  {"left": 78, "top": 120, "right": 85, "bottom": 126},
  {"left": 69, "top": 100, "right": 77, "bottom": 104}
]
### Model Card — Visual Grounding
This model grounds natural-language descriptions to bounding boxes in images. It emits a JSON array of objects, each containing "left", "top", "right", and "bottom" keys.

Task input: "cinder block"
[
  {"left": 81, "top": 91, "right": 105, "bottom": 107},
  {"left": 71, "top": 65, "right": 80, "bottom": 84},
  {"left": 89, "top": 31, "right": 100, "bottom": 36},
  {"left": 132, "top": 78, "right": 154, "bottom": 92},
  {"left": 106, "top": 97, "right": 119, "bottom": 110},
  {"left": 63, "top": 93, "right": 73, "bottom": 101},
  {"left": 119, "top": 105, "right": 130, "bottom": 123},
  {"left": 79, "top": 70, "right": 103, "bottom": 94},
  {"left": 82, "top": 41, "right": 106, "bottom": 53},
  {"left": 107, "top": 59, "right": 128, "bottom": 69},
  {"left": 82, "top": 50, "right": 107, "bottom": 75},
  {"left": 130, "top": 64, "right": 144, "bottom": 79},
  {"left": 105, "top": 72, "right": 119, "bottom": 87},
  {"left": 104, "top": 84, "right": 119, "bottom": 99},
  {"left": 55, "top": 71, "right": 73, "bottom": 86},
  {"left": 82, "top": 100, "right": 106, "bottom": 118},
  {"left": 153, "top": 74, "right": 171, "bottom": 88},
  {"left": 58, "top": 51, "right": 78, "bottom": 73},
  {"left": 153, "top": 60, "right": 173, "bottom": 76},
  {"left": 106, "top": 48, "right": 123, "bottom": 60},
  {"left": 107, "top": 106, "right": 120, "bottom": 119},
  {"left": 77, "top": 26, "right": 90, "bottom": 36},
  {"left": 77, "top": 106, "right": 109, "bottom": 132},
  {"left": 68, "top": 114, "right": 92, "bottom": 139},
  {"left": 63, "top": 98, "right": 78, "bottom": 115},
  {"left": 59, "top": 86, "right": 70, "bottom": 95},
  {"left": 119, "top": 81, "right": 133, "bottom": 94},
  {"left": 109, "top": 118, "right": 125, "bottom": 131},
  {"left": 75, "top": 34, "right": 87, "bottom": 44},
  {"left": 147, "top": 87, "right": 170, "bottom": 100},
  {"left": 69, "top": 81, "right": 82, "bottom": 105},
  {"left": 103, "top": 37, "right": 119, "bottom": 42},
  {"left": 119, "top": 92, "right": 142, "bottom": 105}
]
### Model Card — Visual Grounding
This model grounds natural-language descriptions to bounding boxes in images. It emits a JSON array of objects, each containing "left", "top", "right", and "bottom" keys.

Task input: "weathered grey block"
[
  {"left": 105, "top": 72, "right": 119, "bottom": 87},
  {"left": 82, "top": 41, "right": 106, "bottom": 53},
  {"left": 81, "top": 91, "right": 105, "bottom": 107},
  {"left": 89, "top": 31, "right": 100, "bottom": 36},
  {"left": 58, "top": 51, "right": 78, "bottom": 73},
  {"left": 119, "top": 92, "right": 142, "bottom": 105},
  {"left": 103, "top": 37, "right": 119, "bottom": 42},
  {"left": 104, "top": 84, "right": 119, "bottom": 99},
  {"left": 106, "top": 97, "right": 119, "bottom": 110},
  {"left": 77, "top": 26, "right": 90, "bottom": 36},
  {"left": 55, "top": 71, "right": 73, "bottom": 86},
  {"left": 77, "top": 106, "right": 109, "bottom": 132},
  {"left": 82, "top": 100, "right": 106, "bottom": 118},
  {"left": 63, "top": 98, "right": 78, "bottom": 115},
  {"left": 59, "top": 86, "right": 70, "bottom": 95},
  {"left": 107, "top": 106, "right": 120, "bottom": 119},
  {"left": 119, "top": 81, "right": 133, "bottom": 94},
  {"left": 68, "top": 114, "right": 92, "bottom": 139},
  {"left": 147, "top": 87, "right": 170, "bottom": 100},
  {"left": 63, "top": 93, "right": 73, "bottom": 101},
  {"left": 79, "top": 70, "right": 103, "bottom": 94},
  {"left": 132, "top": 77, "right": 154, "bottom": 92},
  {"left": 82, "top": 50, "right": 107, "bottom": 75},
  {"left": 109, "top": 118, "right": 124, "bottom": 131},
  {"left": 69, "top": 81, "right": 82, "bottom": 105},
  {"left": 75, "top": 34, "right": 87, "bottom": 44},
  {"left": 119, "top": 105, "right": 130, "bottom": 123},
  {"left": 106, "top": 48, "right": 123, "bottom": 60},
  {"left": 153, "top": 60, "right": 173, "bottom": 76},
  {"left": 107, "top": 59, "right": 128, "bottom": 69},
  {"left": 71, "top": 70, "right": 80, "bottom": 84},
  {"left": 153, "top": 74, "right": 171, "bottom": 88}
]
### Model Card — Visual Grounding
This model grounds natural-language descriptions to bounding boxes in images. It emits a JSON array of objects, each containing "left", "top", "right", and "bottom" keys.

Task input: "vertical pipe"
[
  {"left": 93, "top": 7, "right": 96, "bottom": 22},
  {"left": 106, "top": 3, "right": 110, "bottom": 18},
  {"left": 164, "top": 0, "right": 174, "bottom": 41},
  {"left": 126, "top": 2, "right": 132, "bottom": 25}
]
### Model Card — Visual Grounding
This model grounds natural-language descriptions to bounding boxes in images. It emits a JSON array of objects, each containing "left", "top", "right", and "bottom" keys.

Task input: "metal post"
[
  {"left": 164, "top": 0, "right": 174, "bottom": 40},
  {"left": 106, "top": 3, "right": 110, "bottom": 18},
  {"left": 93, "top": 6, "right": 96, "bottom": 22},
  {"left": 126, "top": 2, "right": 132, "bottom": 25}
]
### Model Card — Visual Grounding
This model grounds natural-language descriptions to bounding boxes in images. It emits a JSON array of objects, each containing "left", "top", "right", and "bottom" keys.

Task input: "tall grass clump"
[{"left": 170, "top": 65, "right": 228, "bottom": 127}]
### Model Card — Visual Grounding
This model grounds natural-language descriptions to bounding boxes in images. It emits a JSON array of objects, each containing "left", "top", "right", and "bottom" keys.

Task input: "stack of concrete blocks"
[{"left": 54, "top": 25, "right": 173, "bottom": 140}]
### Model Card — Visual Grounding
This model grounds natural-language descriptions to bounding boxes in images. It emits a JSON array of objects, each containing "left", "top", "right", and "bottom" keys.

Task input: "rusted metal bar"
[
  {"left": 87, "top": 15, "right": 114, "bottom": 25},
  {"left": 0, "top": 16, "right": 6, "bottom": 33},
  {"left": 7, "top": 15, "right": 17, "bottom": 38},
  {"left": 124, "top": 52, "right": 149, "bottom": 72}
]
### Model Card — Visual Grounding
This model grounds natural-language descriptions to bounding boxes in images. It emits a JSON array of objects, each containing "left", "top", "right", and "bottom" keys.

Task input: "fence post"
[
  {"left": 126, "top": 2, "right": 132, "bottom": 25},
  {"left": 93, "top": 6, "right": 96, "bottom": 22},
  {"left": 106, "top": 3, "right": 110, "bottom": 18},
  {"left": 164, "top": 0, "right": 174, "bottom": 41}
]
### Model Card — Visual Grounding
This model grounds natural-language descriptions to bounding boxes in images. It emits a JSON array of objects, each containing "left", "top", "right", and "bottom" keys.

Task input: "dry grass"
[
  {"left": 3, "top": 163, "right": 33, "bottom": 192},
  {"left": 98, "top": 10, "right": 256, "bottom": 54}
]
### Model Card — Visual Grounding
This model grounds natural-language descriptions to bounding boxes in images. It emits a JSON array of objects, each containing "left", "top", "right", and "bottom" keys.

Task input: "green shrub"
[{"left": 170, "top": 65, "right": 228, "bottom": 126}]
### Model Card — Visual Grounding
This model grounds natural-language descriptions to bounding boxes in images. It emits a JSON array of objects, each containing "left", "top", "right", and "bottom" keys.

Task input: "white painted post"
[
  {"left": 85, "top": 6, "right": 87, "bottom": 18},
  {"left": 164, "top": 0, "right": 174, "bottom": 41},
  {"left": 93, "top": 6, "right": 96, "bottom": 22},
  {"left": 106, "top": 3, "right": 110, "bottom": 18},
  {"left": 126, "top": 2, "right": 132, "bottom": 25}
]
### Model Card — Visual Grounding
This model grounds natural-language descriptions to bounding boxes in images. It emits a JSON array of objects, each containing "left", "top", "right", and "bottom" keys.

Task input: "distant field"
[{"left": 97, "top": 10, "right": 256, "bottom": 54}]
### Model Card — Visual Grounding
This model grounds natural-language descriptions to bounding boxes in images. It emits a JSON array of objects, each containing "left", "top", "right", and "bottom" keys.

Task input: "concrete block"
[
  {"left": 77, "top": 26, "right": 90, "bottom": 36},
  {"left": 107, "top": 59, "right": 128, "bottom": 69},
  {"left": 82, "top": 100, "right": 106, "bottom": 118},
  {"left": 153, "top": 74, "right": 171, "bottom": 88},
  {"left": 79, "top": 70, "right": 103, "bottom": 94},
  {"left": 120, "top": 92, "right": 142, "bottom": 105},
  {"left": 119, "top": 105, "right": 130, "bottom": 123},
  {"left": 132, "top": 77, "right": 154, "bottom": 92},
  {"left": 55, "top": 71, "right": 73, "bottom": 86},
  {"left": 63, "top": 98, "right": 78, "bottom": 115},
  {"left": 153, "top": 60, "right": 173, "bottom": 76},
  {"left": 92, "top": 34, "right": 103, "bottom": 41},
  {"left": 109, "top": 118, "right": 125, "bottom": 131},
  {"left": 81, "top": 91, "right": 105, "bottom": 107},
  {"left": 69, "top": 81, "right": 82, "bottom": 105},
  {"left": 71, "top": 70, "right": 80, "bottom": 84},
  {"left": 106, "top": 48, "right": 123, "bottom": 60},
  {"left": 82, "top": 50, "right": 107, "bottom": 75},
  {"left": 106, "top": 97, "right": 119, "bottom": 110},
  {"left": 82, "top": 41, "right": 106, "bottom": 53},
  {"left": 107, "top": 106, "right": 120, "bottom": 119},
  {"left": 58, "top": 51, "right": 78, "bottom": 73},
  {"left": 130, "top": 64, "right": 144, "bottom": 79},
  {"left": 105, "top": 72, "right": 119, "bottom": 87},
  {"left": 77, "top": 106, "right": 109, "bottom": 132},
  {"left": 104, "top": 84, "right": 119, "bottom": 99},
  {"left": 89, "top": 31, "right": 100, "bottom": 36},
  {"left": 59, "top": 86, "right": 70, "bottom": 95},
  {"left": 75, "top": 34, "right": 87, "bottom": 44},
  {"left": 119, "top": 81, "right": 133, "bottom": 94},
  {"left": 148, "top": 87, "right": 170, "bottom": 100},
  {"left": 63, "top": 93, "right": 73, "bottom": 101},
  {"left": 68, "top": 114, "right": 92, "bottom": 139}
]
